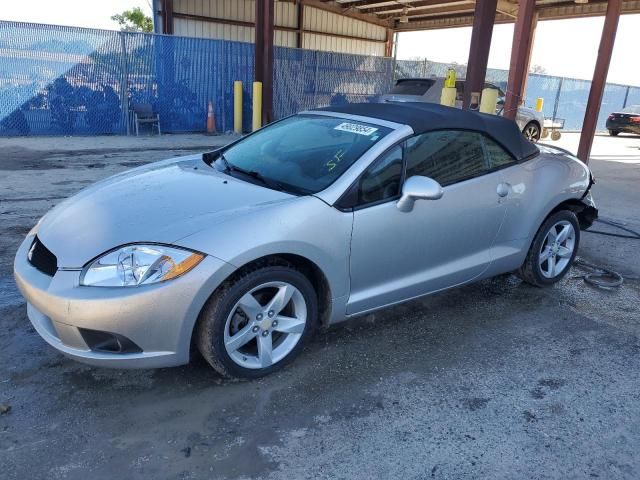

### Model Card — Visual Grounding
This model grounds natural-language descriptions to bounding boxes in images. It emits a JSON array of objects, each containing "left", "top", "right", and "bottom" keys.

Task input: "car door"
[{"left": 346, "top": 130, "right": 507, "bottom": 315}]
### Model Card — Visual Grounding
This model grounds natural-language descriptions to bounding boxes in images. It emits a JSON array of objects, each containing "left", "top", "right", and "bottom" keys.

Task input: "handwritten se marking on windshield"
[{"left": 326, "top": 149, "right": 345, "bottom": 172}]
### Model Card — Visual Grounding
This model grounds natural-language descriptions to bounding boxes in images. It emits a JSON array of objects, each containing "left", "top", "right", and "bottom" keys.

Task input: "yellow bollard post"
[
  {"left": 535, "top": 97, "right": 544, "bottom": 112},
  {"left": 233, "top": 81, "right": 243, "bottom": 134},
  {"left": 479, "top": 87, "right": 499, "bottom": 114},
  {"left": 440, "top": 87, "right": 457, "bottom": 107},
  {"left": 444, "top": 68, "right": 457, "bottom": 88},
  {"left": 440, "top": 67, "right": 457, "bottom": 107},
  {"left": 252, "top": 81, "right": 263, "bottom": 132}
]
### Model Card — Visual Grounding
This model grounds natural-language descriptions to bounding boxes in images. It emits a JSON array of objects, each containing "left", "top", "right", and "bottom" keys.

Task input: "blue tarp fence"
[{"left": 1, "top": 20, "right": 638, "bottom": 136}]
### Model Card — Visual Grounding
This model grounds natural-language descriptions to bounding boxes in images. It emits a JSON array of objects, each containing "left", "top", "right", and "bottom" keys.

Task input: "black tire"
[
  {"left": 523, "top": 122, "right": 541, "bottom": 142},
  {"left": 518, "top": 210, "right": 580, "bottom": 287},
  {"left": 196, "top": 264, "right": 317, "bottom": 379},
  {"left": 608, "top": 129, "right": 620, "bottom": 136}
]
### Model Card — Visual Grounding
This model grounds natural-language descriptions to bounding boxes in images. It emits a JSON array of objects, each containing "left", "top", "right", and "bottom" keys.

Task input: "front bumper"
[{"left": 13, "top": 235, "right": 235, "bottom": 368}]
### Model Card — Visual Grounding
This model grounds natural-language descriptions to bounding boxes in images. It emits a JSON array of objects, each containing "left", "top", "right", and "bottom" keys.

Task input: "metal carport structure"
[{"left": 155, "top": 0, "right": 640, "bottom": 162}]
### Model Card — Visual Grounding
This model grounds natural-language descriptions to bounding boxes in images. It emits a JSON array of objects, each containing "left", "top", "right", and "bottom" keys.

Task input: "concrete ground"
[{"left": 1, "top": 132, "right": 639, "bottom": 480}]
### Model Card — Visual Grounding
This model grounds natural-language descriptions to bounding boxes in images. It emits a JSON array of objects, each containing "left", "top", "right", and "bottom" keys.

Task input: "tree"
[
  {"left": 529, "top": 64, "right": 548, "bottom": 75},
  {"left": 111, "top": 7, "right": 153, "bottom": 32}
]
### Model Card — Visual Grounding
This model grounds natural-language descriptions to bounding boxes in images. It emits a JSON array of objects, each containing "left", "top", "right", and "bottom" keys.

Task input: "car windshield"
[
  {"left": 621, "top": 105, "right": 640, "bottom": 114},
  {"left": 220, "top": 115, "right": 391, "bottom": 194}
]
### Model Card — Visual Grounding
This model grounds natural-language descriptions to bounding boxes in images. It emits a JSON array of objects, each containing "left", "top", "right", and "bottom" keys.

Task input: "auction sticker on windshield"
[{"left": 334, "top": 123, "right": 378, "bottom": 136}]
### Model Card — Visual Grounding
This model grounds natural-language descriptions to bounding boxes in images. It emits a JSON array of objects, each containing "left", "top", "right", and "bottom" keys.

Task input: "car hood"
[
  {"left": 36, "top": 155, "right": 295, "bottom": 268},
  {"left": 518, "top": 105, "right": 542, "bottom": 117}
]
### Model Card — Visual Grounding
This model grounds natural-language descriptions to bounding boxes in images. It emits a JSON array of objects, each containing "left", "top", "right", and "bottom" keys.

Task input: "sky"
[
  {"left": 397, "top": 15, "right": 640, "bottom": 86},
  {"left": 0, "top": 1, "right": 638, "bottom": 86},
  {"left": 0, "top": 0, "right": 153, "bottom": 31}
]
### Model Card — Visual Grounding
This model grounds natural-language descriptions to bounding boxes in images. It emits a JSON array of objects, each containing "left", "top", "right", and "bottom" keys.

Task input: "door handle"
[{"left": 496, "top": 182, "right": 511, "bottom": 197}]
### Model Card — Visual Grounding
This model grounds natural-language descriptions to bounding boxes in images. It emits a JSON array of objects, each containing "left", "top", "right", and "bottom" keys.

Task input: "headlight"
[{"left": 80, "top": 244, "right": 204, "bottom": 287}]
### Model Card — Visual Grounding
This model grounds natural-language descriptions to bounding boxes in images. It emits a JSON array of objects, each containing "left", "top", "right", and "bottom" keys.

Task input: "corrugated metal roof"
[
  {"left": 322, "top": 0, "right": 640, "bottom": 31},
  {"left": 162, "top": 0, "right": 640, "bottom": 48}
]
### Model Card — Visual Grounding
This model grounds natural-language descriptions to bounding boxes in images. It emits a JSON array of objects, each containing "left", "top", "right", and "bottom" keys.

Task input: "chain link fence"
[
  {"left": 394, "top": 58, "right": 640, "bottom": 131},
  {"left": 274, "top": 47, "right": 394, "bottom": 118},
  {"left": 1, "top": 20, "right": 638, "bottom": 136},
  {"left": 0, "top": 21, "right": 254, "bottom": 135}
]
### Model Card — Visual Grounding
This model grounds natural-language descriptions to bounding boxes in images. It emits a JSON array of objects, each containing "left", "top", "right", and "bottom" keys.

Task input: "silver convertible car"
[{"left": 14, "top": 103, "right": 597, "bottom": 379}]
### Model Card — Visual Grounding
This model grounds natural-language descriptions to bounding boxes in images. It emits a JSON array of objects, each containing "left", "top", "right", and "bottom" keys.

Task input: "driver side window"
[{"left": 357, "top": 145, "right": 403, "bottom": 205}]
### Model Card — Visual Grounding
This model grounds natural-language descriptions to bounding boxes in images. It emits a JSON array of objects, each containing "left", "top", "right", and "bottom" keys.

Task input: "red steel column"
[
  {"left": 521, "top": 14, "right": 538, "bottom": 99},
  {"left": 462, "top": 0, "right": 498, "bottom": 109},
  {"left": 255, "top": 0, "right": 276, "bottom": 124},
  {"left": 504, "top": 0, "right": 537, "bottom": 120},
  {"left": 385, "top": 28, "right": 394, "bottom": 57},
  {"left": 296, "top": 0, "right": 304, "bottom": 49},
  {"left": 161, "top": 0, "right": 174, "bottom": 34},
  {"left": 577, "top": 0, "right": 622, "bottom": 163}
]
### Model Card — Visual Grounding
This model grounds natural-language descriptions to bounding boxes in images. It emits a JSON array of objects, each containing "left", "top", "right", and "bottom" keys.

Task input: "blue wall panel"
[{"left": 0, "top": 21, "right": 638, "bottom": 136}]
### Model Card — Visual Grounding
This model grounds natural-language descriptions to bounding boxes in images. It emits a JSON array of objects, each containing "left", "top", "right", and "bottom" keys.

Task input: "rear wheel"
[
  {"left": 608, "top": 129, "right": 620, "bottom": 136},
  {"left": 518, "top": 210, "right": 580, "bottom": 287},
  {"left": 523, "top": 122, "right": 541, "bottom": 142},
  {"left": 196, "top": 265, "right": 317, "bottom": 379}
]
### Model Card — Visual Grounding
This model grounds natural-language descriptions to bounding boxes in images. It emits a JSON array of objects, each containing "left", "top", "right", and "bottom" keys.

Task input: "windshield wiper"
[
  {"left": 215, "top": 154, "right": 288, "bottom": 191},
  {"left": 212, "top": 152, "right": 309, "bottom": 196},
  {"left": 218, "top": 154, "right": 263, "bottom": 183},
  {"left": 236, "top": 167, "right": 289, "bottom": 192}
]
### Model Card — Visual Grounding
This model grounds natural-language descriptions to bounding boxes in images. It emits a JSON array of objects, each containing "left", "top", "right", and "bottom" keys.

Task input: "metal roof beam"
[
  {"left": 538, "top": 0, "right": 639, "bottom": 20},
  {"left": 361, "top": 0, "right": 469, "bottom": 14},
  {"left": 300, "top": 0, "right": 392, "bottom": 26},
  {"left": 377, "top": 2, "right": 474, "bottom": 19},
  {"left": 331, "top": 0, "right": 396, "bottom": 8},
  {"left": 392, "top": 0, "right": 640, "bottom": 30},
  {"left": 496, "top": 0, "right": 518, "bottom": 18}
]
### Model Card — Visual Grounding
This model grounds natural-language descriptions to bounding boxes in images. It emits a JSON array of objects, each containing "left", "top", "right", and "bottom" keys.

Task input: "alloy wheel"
[
  {"left": 524, "top": 124, "right": 540, "bottom": 141},
  {"left": 538, "top": 220, "right": 576, "bottom": 278},
  {"left": 223, "top": 281, "right": 307, "bottom": 369}
]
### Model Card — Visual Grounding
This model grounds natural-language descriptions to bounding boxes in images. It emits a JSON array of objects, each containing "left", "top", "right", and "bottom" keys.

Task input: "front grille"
[{"left": 28, "top": 236, "right": 58, "bottom": 276}]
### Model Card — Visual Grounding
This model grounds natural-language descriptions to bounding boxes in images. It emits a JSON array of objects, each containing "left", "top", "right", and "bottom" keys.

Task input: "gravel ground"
[{"left": 1, "top": 132, "right": 639, "bottom": 480}]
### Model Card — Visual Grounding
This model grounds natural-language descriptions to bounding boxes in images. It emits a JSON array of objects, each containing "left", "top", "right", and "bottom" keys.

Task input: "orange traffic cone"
[{"left": 206, "top": 101, "right": 217, "bottom": 134}]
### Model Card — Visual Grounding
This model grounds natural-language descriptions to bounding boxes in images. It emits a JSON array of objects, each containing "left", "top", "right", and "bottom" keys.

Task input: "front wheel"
[
  {"left": 196, "top": 265, "right": 317, "bottom": 379},
  {"left": 518, "top": 210, "right": 580, "bottom": 287},
  {"left": 608, "top": 129, "right": 620, "bottom": 136}
]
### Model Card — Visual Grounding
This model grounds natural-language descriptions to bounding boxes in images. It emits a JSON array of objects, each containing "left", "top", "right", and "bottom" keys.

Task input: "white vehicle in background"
[{"left": 380, "top": 77, "right": 545, "bottom": 142}]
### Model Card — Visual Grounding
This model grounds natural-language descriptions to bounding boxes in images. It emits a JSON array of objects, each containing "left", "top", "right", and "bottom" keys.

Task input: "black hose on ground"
[
  {"left": 574, "top": 258, "right": 624, "bottom": 289},
  {"left": 584, "top": 218, "right": 640, "bottom": 240},
  {"left": 575, "top": 217, "right": 640, "bottom": 288}
]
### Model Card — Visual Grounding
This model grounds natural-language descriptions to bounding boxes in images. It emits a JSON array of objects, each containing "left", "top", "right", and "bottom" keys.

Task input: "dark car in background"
[{"left": 606, "top": 105, "right": 640, "bottom": 136}]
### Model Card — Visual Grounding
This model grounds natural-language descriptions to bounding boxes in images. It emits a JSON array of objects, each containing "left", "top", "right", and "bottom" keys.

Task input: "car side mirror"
[{"left": 396, "top": 176, "right": 444, "bottom": 212}]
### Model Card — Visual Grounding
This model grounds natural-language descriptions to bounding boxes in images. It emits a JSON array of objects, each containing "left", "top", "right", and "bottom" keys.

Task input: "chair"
[{"left": 132, "top": 103, "right": 161, "bottom": 136}]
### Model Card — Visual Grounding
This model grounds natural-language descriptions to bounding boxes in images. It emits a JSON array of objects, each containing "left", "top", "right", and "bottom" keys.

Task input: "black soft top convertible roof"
[{"left": 316, "top": 102, "right": 539, "bottom": 162}]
